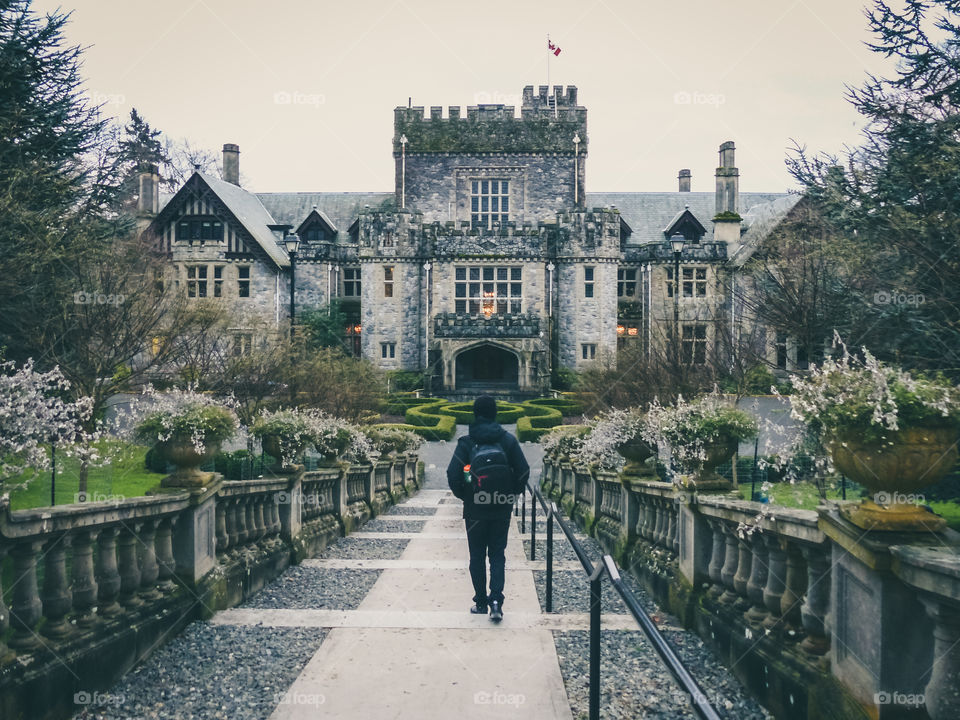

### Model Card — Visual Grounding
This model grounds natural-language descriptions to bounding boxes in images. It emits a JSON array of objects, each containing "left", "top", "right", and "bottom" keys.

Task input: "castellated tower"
[{"left": 356, "top": 86, "right": 589, "bottom": 393}]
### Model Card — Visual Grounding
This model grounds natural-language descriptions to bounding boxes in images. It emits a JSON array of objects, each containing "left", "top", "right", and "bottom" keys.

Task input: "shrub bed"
[
  {"left": 436, "top": 401, "right": 525, "bottom": 424},
  {"left": 403, "top": 400, "right": 458, "bottom": 440}
]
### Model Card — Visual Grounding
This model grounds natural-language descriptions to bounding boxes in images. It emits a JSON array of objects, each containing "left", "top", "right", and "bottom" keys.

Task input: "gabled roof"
[
  {"left": 586, "top": 192, "right": 790, "bottom": 246},
  {"left": 154, "top": 172, "right": 290, "bottom": 268},
  {"left": 295, "top": 207, "right": 339, "bottom": 236},
  {"left": 257, "top": 192, "right": 393, "bottom": 234},
  {"left": 663, "top": 206, "right": 707, "bottom": 239},
  {"left": 729, "top": 194, "right": 805, "bottom": 267}
]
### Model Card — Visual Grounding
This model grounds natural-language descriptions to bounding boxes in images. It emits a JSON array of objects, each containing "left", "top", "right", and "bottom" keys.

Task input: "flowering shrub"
[
  {"left": 0, "top": 360, "right": 95, "bottom": 479},
  {"left": 541, "top": 425, "right": 589, "bottom": 461},
  {"left": 131, "top": 386, "right": 238, "bottom": 455},
  {"left": 787, "top": 338, "right": 960, "bottom": 445},
  {"left": 364, "top": 427, "right": 423, "bottom": 455},
  {"left": 643, "top": 393, "right": 758, "bottom": 469},
  {"left": 571, "top": 408, "right": 646, "bottom": 471},
  {"left": 251, "top": 408, "right": 321, "bottom": 467},
  {"left": 310, "top": 415, "right": 373, "bottom": 464}
]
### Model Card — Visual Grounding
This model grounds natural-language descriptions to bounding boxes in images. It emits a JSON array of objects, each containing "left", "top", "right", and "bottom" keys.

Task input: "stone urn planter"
[
  {"left": 260, "top": 434, "right": 307, "bottom": 472},
  {"left": 680, "top": 437, "right": 738, "bottom": 490},
  {"left": 157, "top": 437, "right": 220, "bottom": 487},
  {"left": 829, "top": 426, "right": 958, "bottom": 531},
  {"left": 616, "top": 438, "right": 656, "bottom": 478}
]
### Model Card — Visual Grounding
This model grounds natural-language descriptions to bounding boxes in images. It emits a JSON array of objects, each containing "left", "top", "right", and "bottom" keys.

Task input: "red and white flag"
[{"left": 548, "top": 40, "right": 561, "bottom": 56}]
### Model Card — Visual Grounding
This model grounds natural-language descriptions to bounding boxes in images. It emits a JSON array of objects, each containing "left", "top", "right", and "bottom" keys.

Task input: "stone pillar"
[
  {"left": 71, "top": 530, "right": 99, "bottom": 628},
  {"left": 173, "top": 480, "right": 222, "bottom": 585},
  {"left": 677, "top": 495, "right": 711, "bottom": 587},
  {"left": 8, "top": 541, "right": 42, "bottom": 649},
  {"left": 919, "top": 597, "right": 960, "bottom": 720},
  {"left": 41, "top": 535, "right": 74, "bottom": 639}
]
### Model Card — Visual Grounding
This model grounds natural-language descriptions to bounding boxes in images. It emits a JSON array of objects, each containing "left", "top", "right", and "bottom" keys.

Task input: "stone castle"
[{"left": 142, "top": 85, "right": 804, "bottom": 394}]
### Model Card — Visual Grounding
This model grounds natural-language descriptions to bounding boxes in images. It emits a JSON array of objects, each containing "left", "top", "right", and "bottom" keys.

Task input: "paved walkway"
[{"left": 213, "top": 438, "right": 577, "bottom": 719}]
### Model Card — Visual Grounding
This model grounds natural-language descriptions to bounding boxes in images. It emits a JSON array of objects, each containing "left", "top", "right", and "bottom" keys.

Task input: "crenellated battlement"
[{"left": 393, "top": 86, "right": 586, "bottom": 154}]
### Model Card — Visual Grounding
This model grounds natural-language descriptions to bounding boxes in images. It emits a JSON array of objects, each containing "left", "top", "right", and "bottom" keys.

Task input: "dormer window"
[
  {"left": 302, "top": 224, "right": 326, "bottom": 242},
  {"left": 177, "top": 217, "right": 223, "bottom": 242}
]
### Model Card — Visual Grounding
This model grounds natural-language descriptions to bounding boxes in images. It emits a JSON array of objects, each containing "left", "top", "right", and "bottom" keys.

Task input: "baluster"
[
  {"left": 761, "top": 535, "right": 787, "bottom": 630},
  {"left": 215, "top": 501, "right": 229, "bottom": 554},
  {"left": 744, "top": 535, "right": 769, "bottom": 626},
  {"left": 235, "top": 497, "right": 249, "bottom": 547},
  {"left": 117, "top": 526, "right": 143, "bottom": 608},
  {"left": 651, "top": 501, "right": 665, "bottom": 547},
  {"left": 0, "top": 547, "right": 13, "bottom": 662},
  {"left": 732, "top": 535, "right": 753, "bottom": 611},
  {"left": 71, "top": 530, "right": 99, "bottom": 628},
  {"left": 225, "top": 499, "right": 239, "bottom": 555},
  {"left": 138, "top": 520, "right": 162, "bottom": 601},
  {"left": 245, "top": 497, "right": 257, "bottom": 544},
  {"left": 96, "top": 527, "right": 123, "bottom": 617},
  {"left": 706, "top": 520, "right": 727, "bottom": 600},
  {"left": 664, "top": 503, "right": 677, "bottom": 553},
  {"left": 268, "top": 495, "right": 282, "bottom": 546},
  {"left": 919, "top": 596, "right": 960, "bottom": 720},
  {"left": 718, "top": 525, "right": 741, "bottom": 605},
  {"left": 9, "top": 541, "right": 43, "bottom": 649},
  {"left": 41, "top": 534, "right": 74, "bottom": 639},
  {"left": 672, "top": 505, "right": 680, "bottom": 554},
  {"left": 253, "top": 495, "right": 266, "bottom": 542},
  {"left": 799, "top": 544, "right": 831, "bottom": 655},
  {"left": 780, "top": 543, "right": 808, "bottom": 639},
  {"left": 156, "top": 517, "right": 177, "bottom": 592}
]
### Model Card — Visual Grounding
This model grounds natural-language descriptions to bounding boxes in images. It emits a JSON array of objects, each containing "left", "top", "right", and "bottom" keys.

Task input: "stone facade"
[{"left": 146, "top": 85, "right": 807, "bottom": 394}]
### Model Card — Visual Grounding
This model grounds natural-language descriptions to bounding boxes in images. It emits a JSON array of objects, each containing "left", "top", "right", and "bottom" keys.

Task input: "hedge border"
[
  {"left": 437, "top": 401, "right": 525, "bottom": 424},
  {"left": 403, "top": 400, "right": 457, "bottom": 440}
]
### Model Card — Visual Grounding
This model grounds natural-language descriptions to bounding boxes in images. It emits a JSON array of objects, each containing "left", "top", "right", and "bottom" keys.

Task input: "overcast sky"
[{"left": 38, "top": 0, "right": 891, "bottom": 194}]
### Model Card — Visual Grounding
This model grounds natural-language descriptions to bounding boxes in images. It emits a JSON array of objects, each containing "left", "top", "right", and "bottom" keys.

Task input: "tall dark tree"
[
  {"left": 789, "top": 0, "right": 960, "bottom": 374},
  {"left": 113, "top": 107, "right": 170, "bottom": 207}
]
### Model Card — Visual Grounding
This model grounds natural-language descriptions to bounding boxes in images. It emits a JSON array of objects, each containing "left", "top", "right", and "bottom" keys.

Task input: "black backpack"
[{"left": 468, "top": 438, "right": 514, "bottom": 505}]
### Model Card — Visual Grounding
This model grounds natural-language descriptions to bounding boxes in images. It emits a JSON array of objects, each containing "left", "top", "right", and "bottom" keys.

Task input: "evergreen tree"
[
  {"left": 113, "top": 107, "right": 170, "bottom": 207},
  {"left": 789, "top": 0, "right": 960, "bottom": 374}
]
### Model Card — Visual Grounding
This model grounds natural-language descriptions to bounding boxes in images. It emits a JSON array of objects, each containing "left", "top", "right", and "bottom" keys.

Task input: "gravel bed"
[
  {"left": 534, "top": 570, "right": 628, "bottom": 614},
  {"left": 316, "top": 536, "right": 410, "bottom": 559},
  {"left": 381, "top": 505, "right": 437, "bottom": 516},
  {"left": 553, "top": 630, "right": 769, "bottom": 720},
  {"left": 73, "top": 623, "right": 326, "bottom": 720},
  {"left": 240, "top": 566, "right": 381, "bottom": 609},
  {"left": 522, "top": 538, "right": 591, "bottom": 564},
  {"left": 361, "top": 517, "right": 427, "bottom": 532}
]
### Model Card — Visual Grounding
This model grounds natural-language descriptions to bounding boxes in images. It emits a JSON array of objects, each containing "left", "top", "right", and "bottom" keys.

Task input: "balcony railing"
[{"left": 433, "top": 312, "right": 541, "bottom": 338}]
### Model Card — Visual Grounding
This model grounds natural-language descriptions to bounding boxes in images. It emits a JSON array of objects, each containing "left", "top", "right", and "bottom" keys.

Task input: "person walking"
[{"left": 446, "top": 395, "right": 529, "bottom": 623}]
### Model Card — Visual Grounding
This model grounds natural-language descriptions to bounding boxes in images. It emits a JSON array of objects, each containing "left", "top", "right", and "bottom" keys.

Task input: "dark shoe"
[
  {"left": 489, "top": 601, "right": 503, "bottom": 622},
  {"left": 470, "top": 602, "right": 488, "bottom": 615}
]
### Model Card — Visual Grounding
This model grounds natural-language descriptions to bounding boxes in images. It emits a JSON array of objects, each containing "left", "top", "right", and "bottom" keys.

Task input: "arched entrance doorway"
[{"left": 455, "top": 344, "right": 519, "bottom": 390}]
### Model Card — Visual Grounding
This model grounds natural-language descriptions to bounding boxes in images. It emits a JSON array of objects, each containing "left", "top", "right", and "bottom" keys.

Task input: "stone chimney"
[
  {"left": 713, "top": 141, "right": 742, "bottom": 252},
  {"left": 678, "top": 169, "right": 691, "bottom": 192},
  {"left": 137, "top": 163, "right": 159, "bottom": 216},
  {"left": 715, "top": 141, "right": 739, "bottom": 215},
  {"left": 222, "top": 143, "right": 240, "bottom": 185}
]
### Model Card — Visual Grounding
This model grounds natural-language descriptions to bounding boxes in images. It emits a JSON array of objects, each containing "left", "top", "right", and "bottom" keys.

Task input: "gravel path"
[
  {"left": 315, "top": 536, "right": 410, "bottom": 559},
  {"left": 381, "top": 505, "right": 437, "bottom": 516},
  {"left": 533, "top": 570, "right": 629, "bottom": 614},
  {"left": 73, "top": 624, "right": 326, "bottom": 720},
  {"left": 361, "top": 516, "right": 427, "bottom": 533},
  {"left": 240, "top": 566, "right": 381, "bottom": 610}
]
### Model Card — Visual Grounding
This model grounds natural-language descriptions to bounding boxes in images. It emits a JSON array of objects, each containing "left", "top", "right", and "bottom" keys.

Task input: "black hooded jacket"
[{"left": 446, "top": 419, "right": 530, "bottom": 519}]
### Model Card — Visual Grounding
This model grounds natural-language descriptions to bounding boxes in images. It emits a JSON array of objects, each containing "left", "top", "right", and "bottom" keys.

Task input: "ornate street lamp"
[
  {"left": 284, "top": 233, "right": 301, "bottom": 339},
  {"left": 670, "top": 233, "right": 685, "bottom": 356}
]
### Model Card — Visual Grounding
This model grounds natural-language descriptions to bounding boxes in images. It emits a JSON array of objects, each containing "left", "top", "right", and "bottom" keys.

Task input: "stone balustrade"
[
  {"left": 0, "top": 452, "right": 421, "bottom": 719},
  {"left": 540, "top": 455, "right": 960, "bottom": 720}
]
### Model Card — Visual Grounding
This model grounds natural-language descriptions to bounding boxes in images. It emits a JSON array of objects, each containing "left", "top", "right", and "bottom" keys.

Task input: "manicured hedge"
[
  {"left": 403, "top": 400, "right": 458, "bottom": 440},
  {"left": 516, "top": 401, "right": 563, "bottom": 441},
  {"left": 437, "top": 401, "right": 525, "bottom": 424},
  {"left": 382, "top": 395, "right": 439, "bottom": 415},
  {"left": 526, "top": 396, "right": 584, "bottom": 416},
  {"left": 369, "top": 421, "right": 455, "bottom": 442}
]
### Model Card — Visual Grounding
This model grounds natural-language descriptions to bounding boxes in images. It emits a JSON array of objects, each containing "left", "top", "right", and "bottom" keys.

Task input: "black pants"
[{"left": 465, "top": 515, "right": 511, "bottom": 607}]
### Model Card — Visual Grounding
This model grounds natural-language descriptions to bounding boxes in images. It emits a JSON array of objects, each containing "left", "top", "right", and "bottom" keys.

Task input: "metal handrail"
[{"left": 522, "top": 480, "right": 722, "bottom": 720}]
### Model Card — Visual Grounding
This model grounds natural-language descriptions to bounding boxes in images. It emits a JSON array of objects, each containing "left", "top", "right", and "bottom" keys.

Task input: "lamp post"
[
  {"left": 284, "top": 233, "right": 301, "bottom": 339},
  {"left": 670, "top": 233, "right": 685, "bottom": 358},
  {"left": 572, "top": 134, "right": 581, "bottom": 207},
  {"left": 399, "top": 134, "right": 408, "bottom": 210},
  {"left": 423, "top": 261, "right": 431, "bottom": 376}
]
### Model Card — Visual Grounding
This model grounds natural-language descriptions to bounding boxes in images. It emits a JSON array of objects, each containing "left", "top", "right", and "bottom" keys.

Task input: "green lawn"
[
  {"left": 4, "top": 440, "right": 165, "bottom": 511},
  {"left": 737, "top": 480, "right": 960, "bottom": 530}
]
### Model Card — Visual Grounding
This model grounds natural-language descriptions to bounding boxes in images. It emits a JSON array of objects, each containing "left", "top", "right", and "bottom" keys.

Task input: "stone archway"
[{"left": 454, "top": 344, "right": 520, "bottom": 391}]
